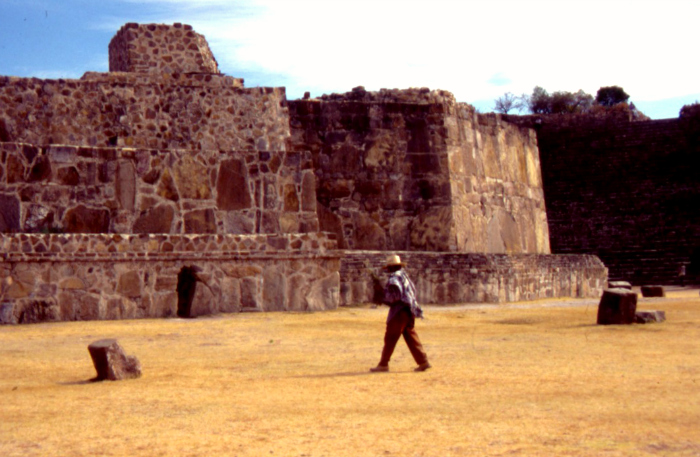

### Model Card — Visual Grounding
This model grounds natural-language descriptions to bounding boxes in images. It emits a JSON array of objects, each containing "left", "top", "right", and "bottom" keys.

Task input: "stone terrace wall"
[
  {"left": 340, "top": 251, "right": 606, "bottom": 305},
  {"left": 447, "top": 111, "right": 549, "bottom": 254},
  {"left": 109, "top": 23, "right": 219, "bottom": 74},
  {"left": 0, "top": 143, "right": 318, "bottom": 235},
  {"left": 0, "top": 73, "right": 290, "bottom": 152},
  {"left": 0, "top": 233, "right": 340, "bottom": 324},
  {"left": 504, "top": 114, "right": 700, "bottom": 284},
  {"left": 288, "top": 88, "right": 549, "bottom": 254}
]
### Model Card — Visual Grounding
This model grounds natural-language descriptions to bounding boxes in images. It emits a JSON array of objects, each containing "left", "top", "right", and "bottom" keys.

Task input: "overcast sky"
[{"left": 1, "top": 0, "right": 698, "bottom": 119}]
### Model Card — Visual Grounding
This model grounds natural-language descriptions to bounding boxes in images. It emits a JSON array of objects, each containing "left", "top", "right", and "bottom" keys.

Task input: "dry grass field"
[{"left": 1, "top": 288, "right": 699, "bottom": 457}]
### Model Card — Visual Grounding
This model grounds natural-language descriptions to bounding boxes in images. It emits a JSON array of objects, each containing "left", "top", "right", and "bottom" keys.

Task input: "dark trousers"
[{"left": 379, "top": 307, "right": 428, "bottom": 366}]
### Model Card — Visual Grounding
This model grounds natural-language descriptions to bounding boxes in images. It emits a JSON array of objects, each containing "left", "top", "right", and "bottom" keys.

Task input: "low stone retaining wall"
[
  {"left": 340, "top": 251, "right": 607, "bottom": 305},
  {"left": 0, "top": 233, "right": 341, "bottom": 324}
]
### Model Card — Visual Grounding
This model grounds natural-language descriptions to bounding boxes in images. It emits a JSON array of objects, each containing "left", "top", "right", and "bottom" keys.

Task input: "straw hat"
[{"left": 384, "top": 254, "right": 405, "bottom": 269}]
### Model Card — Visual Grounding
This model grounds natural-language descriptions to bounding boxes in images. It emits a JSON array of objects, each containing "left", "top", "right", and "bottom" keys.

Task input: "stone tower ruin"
[{"left": 0, "top": 23, "right": 606, "bottom": 324}]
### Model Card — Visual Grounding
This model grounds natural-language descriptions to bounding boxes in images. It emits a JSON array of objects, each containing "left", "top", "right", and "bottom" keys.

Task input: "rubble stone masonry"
[
  {"left": 0, "top": 143, "right": 318, "bottom": 236},
  {"left": 0, "top": 23, "right": 609, "bottom": 323},
  {"left": 0, "top": 232, "right": 340, "bottom": 324},
  {"left": 0, "top": 73, "right": 287, "bottom": 152},
  {"left": 108, "top": 23, "right": 220, "bottom": 74},
  {"left": 289, "top": 88, "right": 549, "bottom": 254}
]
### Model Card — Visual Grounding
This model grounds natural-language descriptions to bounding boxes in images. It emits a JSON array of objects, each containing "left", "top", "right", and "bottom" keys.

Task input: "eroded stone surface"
[
  {"left": 288, "top": 91, "right": 550, "bottom": 254},
  {"left": 88, "top": 339, "right": 142, "bottom": 381},
  {"left": 641, "top": 285, "right": 665, "bottom": 297},
  {"left": 597, "top": 288, "right": 638, "bottom": 325},
  {"left": 635, "top": 310, "right": 666, "bottom": 324},
  {"left": 109, "top": 23, "right": 219, "bottom": 75}
]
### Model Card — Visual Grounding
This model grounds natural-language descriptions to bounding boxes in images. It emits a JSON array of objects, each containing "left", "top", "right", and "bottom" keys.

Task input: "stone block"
[
  {"left": 0, "top": 193, "right": 21, "bottom": 232},
  {"left": 262, "top": 268, "right": 287, "bottom": 311},
  {"left": 635, "top": 310, "right": 666, "bottom": 324},
  {"left": 301, "top": 171, "right": 317, "bottom": 212},
  {"left": 189, "top": 281, "right": 215, "bottom": 317},
  {"left": 88, "top": 339, "right": 142, "bottom": 381},
  {"left": 608, "top": 281, "right": 632, "bottom": 290},
  {"left": 0, "top": 302, "right": 17, "bottom": 324},
  {"left": 240, "top": 277, "right": 261, "bottom": 311},
  {"left": 116, "top": 160, "right": 136, "bottom": 211},
  {"left": 156, "top": 169, "right": 180, "bottom": 201},
  {"left": 306, "top": 272, "right": 340, "bottom": 311},
  {"left": 184, "top": 208, "right": 216, "bottom": 234},
  {"left": 63, "top": 205, "right": 110, "bottom": 233},
  {"left": 597, "top": 288, "right": 638, "bottom": 325},
  {"left": 117, "top": 271, "right": 142, "bottom": 298},
  {"left": 641, "top": 285, "right": 665, "bottom": 297},
  {"left": 17, "top": 299, "right": 60, "bottom": 324},
  {"left": 173, "top": 155, "right": 211, "bottom": 199},
  {"left": 216, "top": 158, "right": 252, "bottom": 210}
]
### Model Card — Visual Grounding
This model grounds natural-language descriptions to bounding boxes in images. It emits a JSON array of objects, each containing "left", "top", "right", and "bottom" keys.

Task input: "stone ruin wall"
[
  {"left": 0, "top": 140, "right": 339, "bottom": 324},
  {"left": 504, "top": 113, "right": 700, "bottom": 285},
  {"left": 0, "top": 72, "right": 292, "bottom": 152},
  {"left": 341, "top": 251, "right": 606, "bottom": 305},
  {"left": 0, "top": 23, "right": 609, "bottom": 323},
  {"left": 0, "top": 232, "right": 339, "bottom": 324},
  {"left": 447, "top": 109, "right": 549, "bottom": 254},
  {"left": 288, "top": 88, "right": 550, "bottom": 254},
  {"left": 109, "top": 23, "right": 220, "bottom": 75},
  {"left": 0, "top": 143, "right": 318, "bottom": 236},
  {"left": 0, "top": 23, "right": 342, "bottom": 324}
]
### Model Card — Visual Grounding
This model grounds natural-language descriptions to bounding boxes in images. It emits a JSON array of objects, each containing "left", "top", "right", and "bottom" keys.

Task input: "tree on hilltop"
[
  {"left": 595, "top": 86, "right": 630, "bottom": 107},
  {"left": 524, "top": 86, "right": 593, "bottom": 114},
  {"left": 494, "top": 92, "right": 527, "bottom": 114},
  {"left": 493, "top": 85, "right": 646, "bottom": 119}
]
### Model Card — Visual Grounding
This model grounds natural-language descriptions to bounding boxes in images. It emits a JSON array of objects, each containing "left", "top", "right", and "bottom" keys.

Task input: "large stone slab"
[
  {"left": 608, "top": 281, "right": 632, "bottom": 290},
  {"left": 0, "top": 193, "right": 20, "bottom": 232},
  {"left": 635, "top": 310, "right": 666, "bottom": 324},
  {"left": 641, "top": 285, "right": 665, "bottom": 297},
  {"left": 88, "top": 339, "right": 142, "bottom": 381},
  {"left": 597, "top": 288, "right": 638, "bottom": 325}
]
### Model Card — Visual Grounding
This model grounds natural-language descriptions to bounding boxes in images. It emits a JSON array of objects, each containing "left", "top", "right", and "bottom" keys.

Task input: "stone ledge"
[
  {"left": 0, "top": 233, "right": 337, "bottom": 257},
  {"left": 340, "top": 251, "right": 608, "bottom": 305}
]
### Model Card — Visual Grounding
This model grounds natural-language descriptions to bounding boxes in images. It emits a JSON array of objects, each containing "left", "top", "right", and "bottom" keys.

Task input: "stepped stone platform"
[{"left": 0, "top": 22, "right": 608, "bottom": 324}]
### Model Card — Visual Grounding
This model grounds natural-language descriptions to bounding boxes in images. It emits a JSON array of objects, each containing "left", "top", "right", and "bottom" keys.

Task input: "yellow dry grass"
[{"left": 1, "top": 289, "right": 699, "bottom": 457}]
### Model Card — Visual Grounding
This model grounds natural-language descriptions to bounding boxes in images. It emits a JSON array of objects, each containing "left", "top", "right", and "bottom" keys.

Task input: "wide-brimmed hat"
[{"left": 384, "top": 254, "right": 405, "bottom": 269}]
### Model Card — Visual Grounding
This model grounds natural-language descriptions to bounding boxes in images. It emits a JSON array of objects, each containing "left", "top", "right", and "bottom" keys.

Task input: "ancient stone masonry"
[
  {"left": 504, "top": 113, "right": 700, "bottom": 285},
  {"left": 288, "top": 88, "right": 550, "bottom": 254},
  {"left": 0, "top": 23, "right": 608, "bottom": 324},
  {"left": 0, "top": 73, "right": 289, "bottom": 151},
  {"left": 0, "top": 143, "right": 318, "bottom": 235},
  {"left": 340, "top": 251, "right": 606, "bottom": 305},
  {"left": 109, "top": 23, "right": 219, "bottom": 75},
  {"left": 0, "top": 232, "right": 339, "bottom": 324}
]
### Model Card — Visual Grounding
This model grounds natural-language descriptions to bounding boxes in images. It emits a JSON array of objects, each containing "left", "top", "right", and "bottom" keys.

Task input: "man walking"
[{"left": 370, "top": 254, "right": 431, "bottom": 373}]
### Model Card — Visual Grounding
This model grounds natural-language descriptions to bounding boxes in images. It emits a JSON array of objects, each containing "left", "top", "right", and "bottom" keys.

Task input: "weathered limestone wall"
[
  {"left": 0, "top": 142, "right": 318, "bottom": 235},
  {"left": 0, "top": 73, "right": 289, "bottom": 151},
  {"left": 448, "top": 112, "right": 550, "bottom": 254},
  {"left": 340, "top": 251, "right": 606, "bottom": 305},
  {"left": 0, "top": 233, "right": 340, "bottom": 324},
  {"left": 288, "top": 88, "right": 550, "bottom": 254},
  {"left": 109, "top": 23, "right": 220, "bottom": 74}
]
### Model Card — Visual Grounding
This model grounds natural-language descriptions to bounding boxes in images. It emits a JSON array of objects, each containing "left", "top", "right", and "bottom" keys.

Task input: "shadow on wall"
[{"left": 688, "top": 247, "right": 700, "bottom": 284}]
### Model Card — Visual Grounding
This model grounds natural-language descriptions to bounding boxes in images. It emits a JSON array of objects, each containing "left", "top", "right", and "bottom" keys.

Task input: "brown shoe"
[
  {"left": 414, "top": 362, "right": 432, "bottom": 372},
  {"left": 369, "top": 365, "right": 389, "bottom": 372}
]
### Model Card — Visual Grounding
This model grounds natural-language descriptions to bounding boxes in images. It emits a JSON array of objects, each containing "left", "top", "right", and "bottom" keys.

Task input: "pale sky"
[{"left": 1, "top": 0, "right": 698, "bottom": 119}]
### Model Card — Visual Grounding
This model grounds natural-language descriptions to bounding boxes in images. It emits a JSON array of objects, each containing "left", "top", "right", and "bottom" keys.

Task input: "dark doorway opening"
[{"left": 176, "top": 266, "right": 202, "bottom": 318}]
